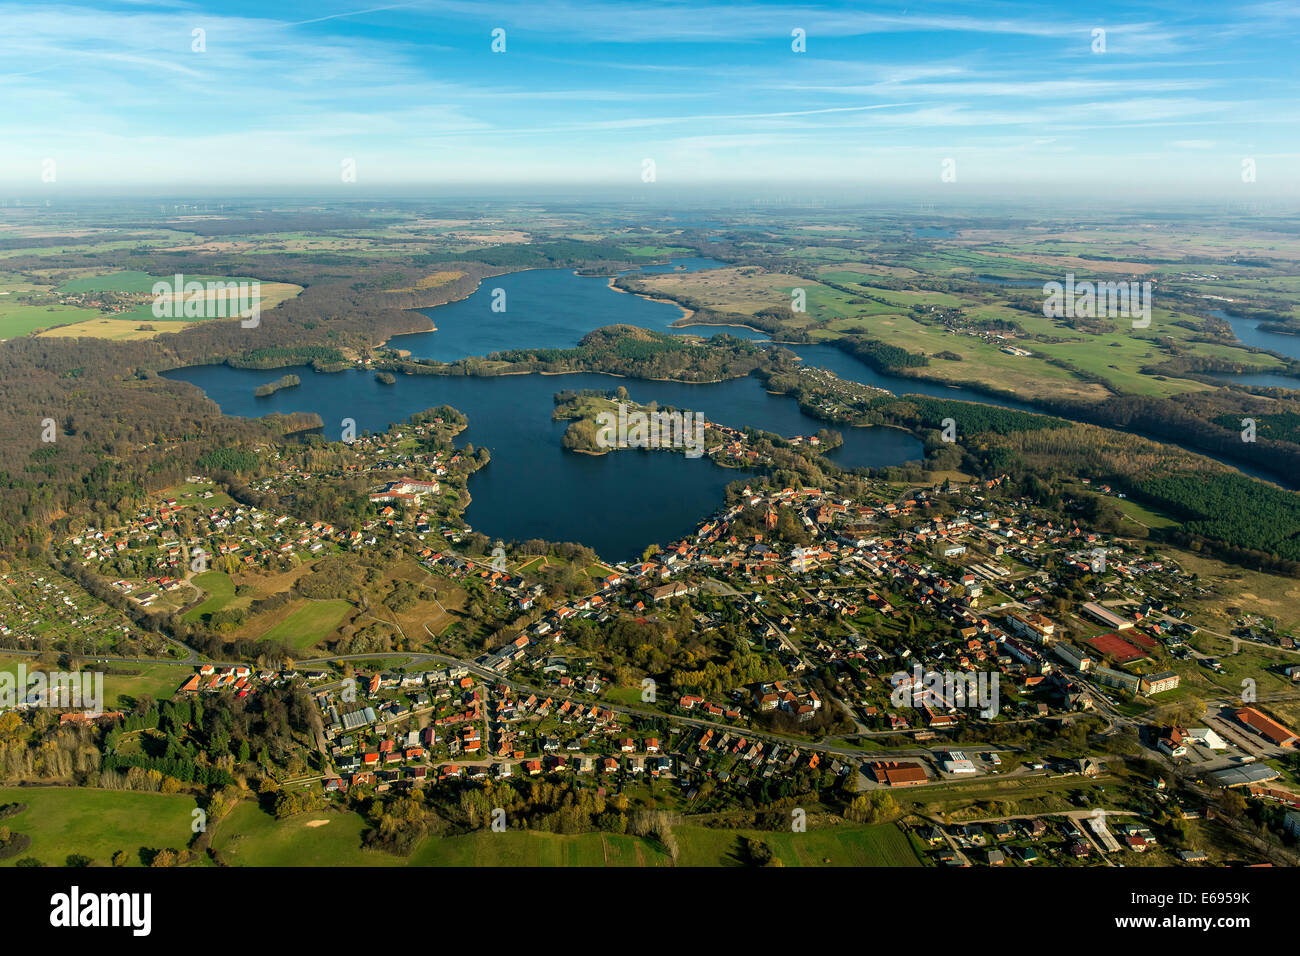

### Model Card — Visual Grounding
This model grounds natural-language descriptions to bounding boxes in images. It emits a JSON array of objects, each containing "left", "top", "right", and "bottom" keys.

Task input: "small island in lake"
[
  {"left": 376, "top": 371, "right": 397, "bottom": 385},
  {"left": 253, "top": 374, "right": 300, "bottom": 397}
]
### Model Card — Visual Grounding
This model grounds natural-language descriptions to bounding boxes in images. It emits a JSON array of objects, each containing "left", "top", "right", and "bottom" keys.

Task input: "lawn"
[
  {"left": 1110, "top": 495, "right": 1178, "bottom": 530},
  {"left": 208, "top": 804, "right": 918, "bottom": 867},
  {"left": 671, "top": 822, "right": 923, "bottom": 867},
  {"left": 183, "top": 571, "right": 235, "bottom": 623},
  {"left": 0, "top": 786, "right": 202, "bottom": 867},
  {"left": 603, "top": 685, "right": 647, "bottom": 707},
  {"left": 210, "top": 802, "right": 671, "bottom": 867},
  {"left": 0, "top": 657, "right": 191, "bottom": 709},
  {"left": 210, "top": 801, "right": 390, "bottom": 866},
  {"left": 257, "top": 599, "right": 353, "bottom": 651},
  {"left": 162, "top": 479, "right": 234, "bottom": 510},
  {"left": 100, "top": 661, "right": 196, "bottom": 707}
]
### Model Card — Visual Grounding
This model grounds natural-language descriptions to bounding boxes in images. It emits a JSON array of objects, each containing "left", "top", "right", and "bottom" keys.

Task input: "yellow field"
[
  {"left": 385, "top": 270, "right": 466, "bottom": 293},
  {"left": 636, "top": 266, "right": 809, "bottom": 314},
  {"left": 37, "top": 281, "right": 302, "bottom": 340}
]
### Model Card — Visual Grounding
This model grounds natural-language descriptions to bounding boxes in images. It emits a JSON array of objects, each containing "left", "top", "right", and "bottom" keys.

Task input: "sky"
[{"left": 2, "top": 0, "right": 1298, "bottom": 194}]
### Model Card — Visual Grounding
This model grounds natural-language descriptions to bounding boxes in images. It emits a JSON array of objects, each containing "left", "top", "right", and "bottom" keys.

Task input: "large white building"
[
  {"left": 939, "top": 751, "right": 977, "bottom": 775},
  {"left": 1081, "top": 602, "right": 1132, "bottom": 631}
]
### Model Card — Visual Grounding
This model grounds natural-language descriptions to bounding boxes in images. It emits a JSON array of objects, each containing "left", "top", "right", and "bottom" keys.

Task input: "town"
[{"left": 31, "top": 424, "right": 1276, "bottom": 869}]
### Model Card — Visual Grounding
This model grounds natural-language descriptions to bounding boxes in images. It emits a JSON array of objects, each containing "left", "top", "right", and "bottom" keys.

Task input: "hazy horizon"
[{"left": 2, "top": 0, "right": 1298, "bottom": 193}]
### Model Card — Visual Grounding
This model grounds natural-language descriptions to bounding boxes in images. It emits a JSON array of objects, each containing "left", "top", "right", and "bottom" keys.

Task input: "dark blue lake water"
[
  {"left": 1208, "top": 371, "right": 1300, "bottom": 390},
  {"left": 165, "top": 364, "right": 922, "bottom": 561},
  {"left": 1210, "top": 308, "right": 1300, "bottom": 362},
  {"left": 1203, "top": 308, "right": 1300, "bottom": 391},
  {"left": 395, "top": 258, "right": 726, "bottom": 361}
]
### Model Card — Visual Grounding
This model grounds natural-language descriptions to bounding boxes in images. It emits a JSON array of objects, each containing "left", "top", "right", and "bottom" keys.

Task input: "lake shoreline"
[
  {"left": 606, "top": 276, "right": 695, "bottom": 321},
  {"left": 162, "top": 362, "right": 921, "bottom": 561}
]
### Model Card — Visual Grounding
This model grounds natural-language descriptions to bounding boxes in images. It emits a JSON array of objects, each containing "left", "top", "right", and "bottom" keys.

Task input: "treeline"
[
  {"left": 894, "top": 397, "right": 1067, "bottom": 436},
  {"left": 409, "top": 405, "right": 467, "bottom": 428},
  {"left": 100, "top": 687, "right": 322, "bottom": 789},
  {"left": 480, "top": 325, "right": 765, "bottom": 382},
  {"left": 1132, "top": 473, "right": 1300, "bottom": 565},
  {"left": 253, "top": 374, "right": 301, "bottom": 396},
  {"left": 1036, "top": 391, "right": 1300, "bottom": 485},
  {"left": 835, "top": 334, "right": 929, "bottom": 370},
  {"left": 431, "top": 240, "right": 650, "bottom": 269},
  {"left": 983, "top": 424, "right": 1300, "bottom": 575},
  {"left": 101, "top": 753, "right": 238, "bottom": 788},
  {"left": 0, "top": 711, "right": 101, "bottom": 783},
  {"left": 230, "top": 347, "right": 344, "bottom": 370}
]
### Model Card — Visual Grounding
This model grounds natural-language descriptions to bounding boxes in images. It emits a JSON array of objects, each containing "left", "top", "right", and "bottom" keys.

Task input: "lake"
[
  {"left": 1204, "top": 308, "right": 1300, "bottom": 391},
  {"left": 1211, "top": 308, "right": 1300, "bottom": 362},
  {"left": 168, "top": 256, "right": 938, "bottom": 558},
  {"left": 164, "top": 364, "right": 922, "bottom": 561},
  {"left": 167, "top": 258, "right": 1294, "bottom": 559},
  {"left": 394, "top": 258, "right": 727, "bottom": 361},
  {"left": 395, "top": 260, "right": 1036, "bottom": 411}
]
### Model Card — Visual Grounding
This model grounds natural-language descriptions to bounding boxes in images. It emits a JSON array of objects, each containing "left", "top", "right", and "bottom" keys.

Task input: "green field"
[
  {"left": 1112, "top": 496, "right": 1179, "bottom": 530},
  {"left": 212, "top": 801, "right": 918, "bottom": 867},
  {"left": 671, "top": 822, "right": 922, "bottom": 867},
  {"left": 100, "top": 662, "right": 195, "bottom": 706},
  {"left": 164, "top": 479, "right": 234, "bottom": 509},
  {"left": 1, "top": 787, "right": 926, "bottom": 867},
  {"left": 0, "top": 302, "right": 102, "bottom": 338},
  {"left": 0, "top": 657, "right": 190, "bottom": 709},
  {"left": 56, "top": 270, "right": 257, "bottom": 294},
  {"left": 211, "top": 801, "right": 389, "bottom": 866},
  {"left": 0, "top": 787, "right": 201, "bottom": 867},
  {"left": 257, "top": 599, "right": 352, "bottom": 651},
  {"left": 183, "top": 571, "right": 235, "bottom": 623},
  {"left": 209, "top": 801, "right": 670, "bottom": 867}
]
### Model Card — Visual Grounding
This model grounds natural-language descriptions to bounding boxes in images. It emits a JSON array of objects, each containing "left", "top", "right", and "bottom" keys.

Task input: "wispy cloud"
[{"left": 0, "top": 0, "right": 1295, "bottom": 188}]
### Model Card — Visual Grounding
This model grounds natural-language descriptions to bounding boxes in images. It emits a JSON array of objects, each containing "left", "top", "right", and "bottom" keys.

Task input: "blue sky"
[{"left": 2, "top": 0, "right": 1298, "bottom": 193}]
